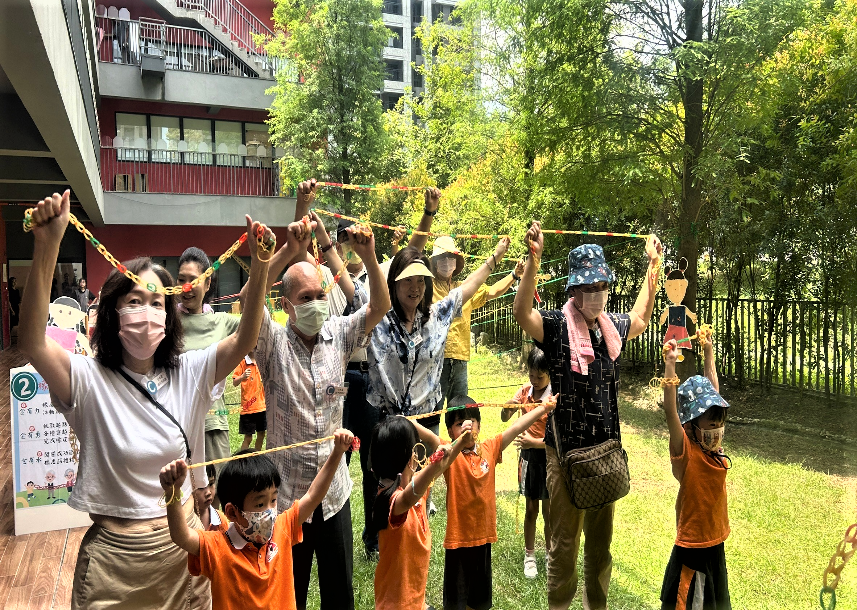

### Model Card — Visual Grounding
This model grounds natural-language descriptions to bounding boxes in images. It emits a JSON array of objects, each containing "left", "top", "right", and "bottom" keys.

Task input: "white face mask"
[
  {"left": 237, "top": 507, "right": 276, "bottom": 545},
  {"left": 289, "top": 299, "right": 330, "bottom": 336},
  {"left": 435, "top": 258, "right": 456, "bottom": 278},
  {"left": 575, "top": 289, "right": 609, "bottom": 320}
]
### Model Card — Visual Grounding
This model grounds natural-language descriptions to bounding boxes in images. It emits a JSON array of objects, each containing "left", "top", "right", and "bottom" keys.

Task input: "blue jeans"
[{"left": 439, "top": 358, "right": 469, "bottom": 409}]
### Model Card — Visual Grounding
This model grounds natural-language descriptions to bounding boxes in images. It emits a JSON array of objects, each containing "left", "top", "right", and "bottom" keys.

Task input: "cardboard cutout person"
[{"left": 660, "top": 260, "right": 698, "bottom": 361}]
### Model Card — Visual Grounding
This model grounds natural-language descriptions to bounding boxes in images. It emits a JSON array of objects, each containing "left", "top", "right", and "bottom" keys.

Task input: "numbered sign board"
[{"left": 10, "top": 365, "right": 91, "bottom": 535}]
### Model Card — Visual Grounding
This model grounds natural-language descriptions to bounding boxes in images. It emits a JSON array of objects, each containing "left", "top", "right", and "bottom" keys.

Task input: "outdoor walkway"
[{"left": 0, "top": 348, "right": 85, "bottom": 610}]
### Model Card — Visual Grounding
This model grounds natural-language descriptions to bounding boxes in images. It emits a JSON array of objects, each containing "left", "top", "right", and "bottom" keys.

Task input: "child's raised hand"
[
  {"left": 663, "top": 339, "right": 679, "bottom": 364},
  {"left": 459, "top": 419, "right": 474, "bottom": 442},
  {"left": 514, "top": 431, "right": 539, "bottom": 450},
  {"left": 332, "top": 428, "right": 354, "bottom": 454},
  {"left": 542, "top": 393, "right": 559, "bottom": 414},
  {"left": 160, "top": 459, "right": 188, "bottom": 492}
]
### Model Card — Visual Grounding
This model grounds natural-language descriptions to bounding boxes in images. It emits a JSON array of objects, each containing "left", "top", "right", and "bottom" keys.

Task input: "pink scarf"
[{"left": 562, "top": 299, "right": 622, "bottom": 375}]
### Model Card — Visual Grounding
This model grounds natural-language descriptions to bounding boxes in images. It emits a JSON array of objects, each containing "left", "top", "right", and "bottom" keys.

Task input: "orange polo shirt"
[
  {"left": 442, "top": 433, "right": 503, "bottom": 549},
  {"left": 512, "top": 383, "right": 550, "bottom": 440},
  {"left": 375, "top": 488, "right": 432, "bottom": 610},
  {"left": 189, "top": 500, "right": 302, "bottom": 610},
  {"left": 234, "top": 359, "right": 266, "bottom": 415},
  {"left": 671, "top": 432, "right": 730, "bottom": 548}
]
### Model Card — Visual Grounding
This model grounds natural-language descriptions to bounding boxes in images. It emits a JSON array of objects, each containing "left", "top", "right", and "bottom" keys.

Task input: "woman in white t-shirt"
[{"left": 17, "top": 191, "right": 274, "bottom": 610}]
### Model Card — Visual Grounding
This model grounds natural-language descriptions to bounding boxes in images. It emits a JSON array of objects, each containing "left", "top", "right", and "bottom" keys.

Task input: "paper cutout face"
[
  {"left": 47, "top": 301, "right": 92, "bottom": 356},
  {"left": 665, "top": 277, "right": 688, "bottom": 304},
  {"left": 45, "top": 471, "right": 55, "bottom": 484}
]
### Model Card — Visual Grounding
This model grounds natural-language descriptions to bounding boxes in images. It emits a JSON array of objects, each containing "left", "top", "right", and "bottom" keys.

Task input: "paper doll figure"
[
  {"left": 26, "top": 481, "right": 35, "bottom": 502},
  {"left": 47, "top": 300, "right": 92, "bottom": 357},
  {"left": 660, "top": 260, "right": 698, "bottom": 361},
  {"left": 45, "top": 470, "right": 56, "bottom": 500},
  {"left": 65, "top": 468, "right": 76, "bottom": 496}
]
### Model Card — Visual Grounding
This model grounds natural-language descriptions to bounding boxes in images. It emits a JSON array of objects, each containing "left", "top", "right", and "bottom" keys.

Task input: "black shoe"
[{"left": 365, "top": 547, "right": 379, "bottom": 562}]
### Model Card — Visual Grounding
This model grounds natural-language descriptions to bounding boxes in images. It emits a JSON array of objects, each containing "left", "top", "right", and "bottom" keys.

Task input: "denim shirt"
[{"left": 367, "top": 288, "right": 463, "bottom": 416}]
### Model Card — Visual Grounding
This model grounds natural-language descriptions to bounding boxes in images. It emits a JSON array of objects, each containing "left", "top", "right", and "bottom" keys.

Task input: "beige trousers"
[
  {"left": 72, "top": 509, "right": 212, "bottom": 610},
  {"left": 546, "top": 447, "right": 615, "bottom": 610}
]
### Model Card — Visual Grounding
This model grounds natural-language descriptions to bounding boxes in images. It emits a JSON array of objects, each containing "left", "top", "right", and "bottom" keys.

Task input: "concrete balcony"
[
  {"left": 96, "top": 16, "right": 277, "bottom": 110},
  {"left": 98, "top": 62, "right": 274, "bottom": 110},
  {"left": 99, "top": 142, "right": 295, "bottom": 226}
]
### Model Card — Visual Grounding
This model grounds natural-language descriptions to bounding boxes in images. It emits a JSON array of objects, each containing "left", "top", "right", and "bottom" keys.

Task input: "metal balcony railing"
[
  {"left": 176, "top": 0, "right": 278, "bottom": 66},
  {"left": 100, "top": 137, "right": 290, "bottom": 197},
  {"left": 96, "top": 16, "right": 265, "bottom": 78}
]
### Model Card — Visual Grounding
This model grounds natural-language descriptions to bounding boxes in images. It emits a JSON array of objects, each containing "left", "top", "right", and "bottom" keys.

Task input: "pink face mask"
[{"left": 117, "top": 305, "right": 166, "bottom": 360}]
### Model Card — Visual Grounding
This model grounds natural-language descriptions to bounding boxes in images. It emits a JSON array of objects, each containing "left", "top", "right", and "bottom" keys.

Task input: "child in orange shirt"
[
  {"left": 442, "top": 393, "right": 555, "bottom": 610},
  {"left": 234, "top": 351, "right": 266, "bottom": 452},
  {"left": 193, "top": 464, "right": 228, "bottom": 533},
  {"left": 160, "top": 429, "right": 354, "bottom": 610},
  {"left": 661, "top": 339, "right": 731, "bottom": 609},
  {"left": 370, "top": 416, "right": 472, "bottom": 610},
  {"left": 501, "top": 347, "right": 552, "bottom": 579}
]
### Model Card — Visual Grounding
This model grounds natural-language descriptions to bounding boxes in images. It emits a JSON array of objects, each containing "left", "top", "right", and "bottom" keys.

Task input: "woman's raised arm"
[{"left": 18, "top": 192, "right": 72, "bottom": 406}]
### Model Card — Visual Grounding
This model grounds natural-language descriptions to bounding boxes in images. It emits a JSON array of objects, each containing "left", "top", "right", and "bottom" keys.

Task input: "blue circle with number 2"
[{"left": 12, "top": 372, "right": 39, "bottom": 402}]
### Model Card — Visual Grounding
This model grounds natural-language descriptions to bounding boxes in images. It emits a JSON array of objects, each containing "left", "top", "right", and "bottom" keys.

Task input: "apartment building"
[
  {"left": 380, "top": 0, "right": 459, "bottom": 110},
  {"left": 0, "top": 0, "right": 296, "bottom": 348}
]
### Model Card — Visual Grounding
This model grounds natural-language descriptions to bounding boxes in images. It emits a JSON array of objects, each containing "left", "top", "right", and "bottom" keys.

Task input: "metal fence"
[
  {"left": 470, "top": 290, "right": 857, "bottom": 398},
  {"left": 96, "top": 16, "right": 263, "bottom": 78}
]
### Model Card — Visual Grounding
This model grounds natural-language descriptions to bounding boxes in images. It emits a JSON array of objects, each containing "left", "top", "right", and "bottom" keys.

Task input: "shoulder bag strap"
[{"left": 117, "top": 368, "right": 191, "bottom": 462}]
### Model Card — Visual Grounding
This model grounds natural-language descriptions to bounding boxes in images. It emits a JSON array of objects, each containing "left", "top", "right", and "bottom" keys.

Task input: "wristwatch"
[{"left": 423, "top": 207, "right": 437, "bottom": 217}]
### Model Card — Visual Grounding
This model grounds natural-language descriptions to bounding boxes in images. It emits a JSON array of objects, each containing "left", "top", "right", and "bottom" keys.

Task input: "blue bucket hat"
[
  {"left": 565, "top": 244, "right": 616, "bottom": 292},
  {"left": 677, "top": 375, "right": 730, "bottom": 425}
]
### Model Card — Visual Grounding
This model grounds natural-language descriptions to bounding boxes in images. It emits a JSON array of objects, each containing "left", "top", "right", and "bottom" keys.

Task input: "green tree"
[{"left": 267, "top": 0, "right": 389, "bottom": 207}]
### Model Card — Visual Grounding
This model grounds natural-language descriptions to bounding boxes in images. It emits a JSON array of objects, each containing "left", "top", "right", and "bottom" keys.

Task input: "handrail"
[
  {"left": 96, "top": 16, "right": 260, "bottom": 78},
  {"left": 176, "top": 0, "right": 280, "bottom": 71}
]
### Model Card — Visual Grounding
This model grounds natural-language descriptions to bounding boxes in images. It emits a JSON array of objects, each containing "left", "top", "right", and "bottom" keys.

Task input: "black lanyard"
[
  {"left": 388, "top": 311, "right": 423, "bottom": 415},
  {"left": 117, "top": 368, "right": 191, "bottom": 462}
]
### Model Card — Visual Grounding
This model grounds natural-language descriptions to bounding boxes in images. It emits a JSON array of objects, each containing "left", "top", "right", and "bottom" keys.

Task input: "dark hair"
[
  {"left": 217, "top": 449, "right": 281, "bottom": 511},
  {"left": 178, "top": 247, "right": 216, "bottom": 304},
  {"left": 387, "top": 247, "right": 433, "bottom": 321},
  {"left": 690, "top": 405, "right": 728, "bottom": 428},
  {"left": 26, "top": 481, "right": 33, "bottom": 485},
  {"left": 526, "top": 347, "right": 549, "bottom": 373},
  {"left": 91, "top": 257, "right": 184, "bottom": 370},
  {"left": 206, "top": 464, "right": 217, "bottom": 484},
  {"left": 179, "top": 247, "right": 210, "bottom": 271},
  {"left": 369, "top": 417, "right": 420, "bottom": 531},
  {"left": 445, "top": 395, "right": 481, "bottom": 429}
]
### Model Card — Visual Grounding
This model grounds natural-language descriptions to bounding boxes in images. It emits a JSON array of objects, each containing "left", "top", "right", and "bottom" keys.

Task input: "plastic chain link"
[{"left": 23, "top": 209, "right": 272, "bottom": 295}]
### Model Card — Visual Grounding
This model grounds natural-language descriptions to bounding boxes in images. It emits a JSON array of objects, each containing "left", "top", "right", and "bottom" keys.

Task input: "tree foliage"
[{"left": 267, "top": 0, "right": 389, "bottom": 206}]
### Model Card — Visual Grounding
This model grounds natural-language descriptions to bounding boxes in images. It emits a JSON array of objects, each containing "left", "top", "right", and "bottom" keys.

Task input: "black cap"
[{"left": 337, "top": 218, "right": 355, "bottom": 236}]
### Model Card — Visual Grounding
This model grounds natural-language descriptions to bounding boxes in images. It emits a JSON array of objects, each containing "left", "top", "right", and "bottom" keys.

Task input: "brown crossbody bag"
[{"left": 550, "top": 410, "right": 630, "bottom": 510}]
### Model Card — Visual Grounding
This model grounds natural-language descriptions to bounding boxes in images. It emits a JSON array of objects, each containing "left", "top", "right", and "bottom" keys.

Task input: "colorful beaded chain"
[
  {"left": 316, "top": 181, "right": 424, "bottom": 192},
  {"left": 23, "top": 209, "right": 273, "bottom": 295},
  {"left": 311, "top": 208, "right": 509, "bottom": 241}
]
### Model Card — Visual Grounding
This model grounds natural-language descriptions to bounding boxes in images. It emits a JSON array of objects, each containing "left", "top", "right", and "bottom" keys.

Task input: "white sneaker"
[
  {"left": 428, "top": 500, "right": 438, "bottom": 517},
  {"left": 524, "top": 554, "right": 538, "bottom": 579}
]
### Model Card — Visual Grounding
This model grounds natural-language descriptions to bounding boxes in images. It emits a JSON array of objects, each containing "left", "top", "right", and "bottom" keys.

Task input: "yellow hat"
[
  {"left": 394, "top": 260, "right": 435, "bottom": 282},
  {"left": 430, "top": 235, "right": 464, "bottom": 276}
]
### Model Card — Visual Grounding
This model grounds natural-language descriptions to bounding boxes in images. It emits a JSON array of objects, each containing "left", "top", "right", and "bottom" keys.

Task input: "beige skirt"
[{"left": 72, "top": 509, "right": 212, "bottom": 610}]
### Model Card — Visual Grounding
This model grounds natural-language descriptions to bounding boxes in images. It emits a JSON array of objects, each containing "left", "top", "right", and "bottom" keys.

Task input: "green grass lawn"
[{"left": 223, "top": 346, "right": 857, "bottom": 609}]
